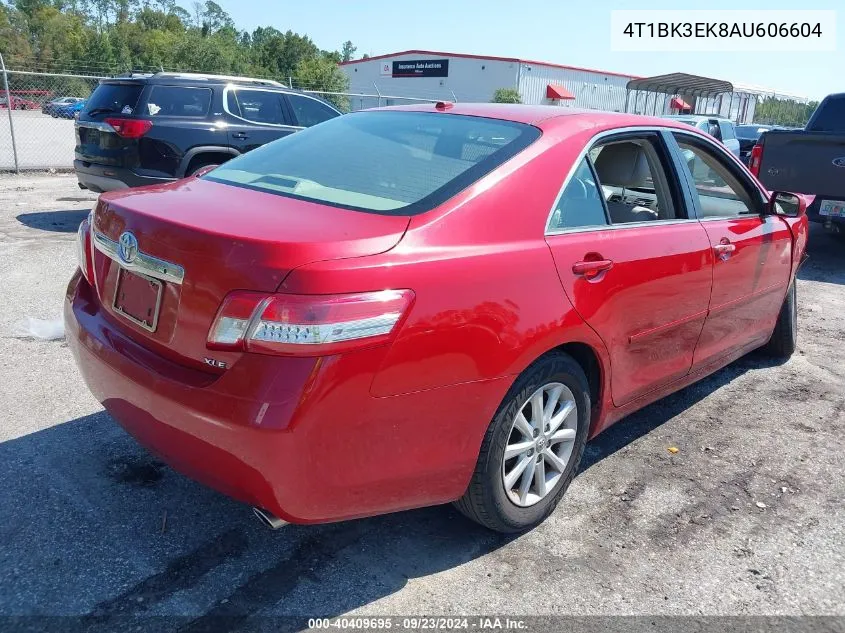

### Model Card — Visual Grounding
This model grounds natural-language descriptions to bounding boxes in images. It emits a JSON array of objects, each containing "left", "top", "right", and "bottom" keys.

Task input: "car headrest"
[{"left": 594, "top": 142, "right": 650, "bottom": 188}]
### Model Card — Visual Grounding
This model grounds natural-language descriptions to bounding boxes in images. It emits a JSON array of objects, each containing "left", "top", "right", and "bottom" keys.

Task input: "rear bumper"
[
  {"left": 807, "top": 196, "right": 845, "bottom": 227},
  {"left": 74, "top": 160, "right": 174, "bottom": 193},
  {"left": 64, "top": 272, "right": 504, "bottom": 523}
]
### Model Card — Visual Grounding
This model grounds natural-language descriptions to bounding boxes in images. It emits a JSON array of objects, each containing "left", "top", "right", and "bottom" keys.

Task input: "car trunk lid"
[{"left": 90, "top": 178, "right": 410, "bottom": 370}]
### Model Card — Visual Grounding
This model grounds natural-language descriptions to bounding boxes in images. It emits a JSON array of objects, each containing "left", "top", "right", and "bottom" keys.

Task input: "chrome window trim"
[
  {"left": 546, "top": 217, "right": 700, "bottom": 237},
  {"left": 93, "top": 231, "right": 185, "bottom": 285},
  {"left": 222, "top": 84, "right": 341, "bottom": 130},
  {"left": 544, "top": 125, "right": 693, "bottom": 236}
]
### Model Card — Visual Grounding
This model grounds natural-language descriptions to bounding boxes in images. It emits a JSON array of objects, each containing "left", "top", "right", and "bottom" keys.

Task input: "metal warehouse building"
[{"left": 340, "top": 49, "right": 809, "bottom": 124}]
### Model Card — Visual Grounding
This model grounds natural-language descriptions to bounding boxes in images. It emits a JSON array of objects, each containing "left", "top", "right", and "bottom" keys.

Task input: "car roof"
[
  {"left": 369, "top": 102, "right": 707, "bottom": 133},
  {"left": 102, "top": 72, "right": 289, "bottom": 90}
]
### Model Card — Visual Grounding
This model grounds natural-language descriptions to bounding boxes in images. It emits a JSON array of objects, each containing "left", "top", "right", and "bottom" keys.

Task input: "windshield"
[
  {"left": 205, "top": 111, "right": 541, "bottom": 215},
  {"left": 84, "top": 82, "right": 144, "bottom": 116}
]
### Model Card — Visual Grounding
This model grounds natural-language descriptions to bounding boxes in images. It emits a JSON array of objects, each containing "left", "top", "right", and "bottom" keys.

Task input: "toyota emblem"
[{"left": 117, "top": 231, "right": 139, "bottom": 264}]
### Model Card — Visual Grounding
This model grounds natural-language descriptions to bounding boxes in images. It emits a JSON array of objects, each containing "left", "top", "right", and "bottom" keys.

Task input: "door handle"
[
  {"left": 714, "top": 240, "right": 736, "bottom": 260},
  {"left": 572, "top": 259, "right": 613, "bottom": 279},
  {"left": 231, "top": 132, "right": 249, "bottom": 139}
]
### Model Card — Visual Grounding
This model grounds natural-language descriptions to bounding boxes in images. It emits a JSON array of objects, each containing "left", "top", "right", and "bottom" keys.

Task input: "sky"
[{"left": 205, "top": 0, "right": 842, "bottom": 101}]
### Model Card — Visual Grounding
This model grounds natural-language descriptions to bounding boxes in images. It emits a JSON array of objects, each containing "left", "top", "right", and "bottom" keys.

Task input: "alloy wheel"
[{"left": 501, "top": 382, "right": 578, "bottom": 507}]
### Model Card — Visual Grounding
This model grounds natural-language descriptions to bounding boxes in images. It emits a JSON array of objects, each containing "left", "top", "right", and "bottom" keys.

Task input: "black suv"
[{"left": 74, "top": 72, "right": 342, "bottom": 192}]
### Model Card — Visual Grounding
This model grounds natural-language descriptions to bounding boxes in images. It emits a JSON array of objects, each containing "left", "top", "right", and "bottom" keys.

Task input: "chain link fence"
[{"left": 0, "top": 58, "right": 442, "bottom": 173}]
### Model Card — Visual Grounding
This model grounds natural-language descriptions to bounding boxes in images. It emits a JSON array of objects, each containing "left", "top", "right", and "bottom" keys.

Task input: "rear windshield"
[
  {"left": 205, "top": 111, "right": 540, "bottom": 215},
  {"left": 84, "top": 82, "right": 144, "bottom": 116},
  {"left": 807, "top": 96, "right": 845, "bottom": 132}
]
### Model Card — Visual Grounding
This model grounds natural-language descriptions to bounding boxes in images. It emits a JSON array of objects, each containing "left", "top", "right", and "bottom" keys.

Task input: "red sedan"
[{"left": 66, "top": 104, "right": 808, "bottom": 533}]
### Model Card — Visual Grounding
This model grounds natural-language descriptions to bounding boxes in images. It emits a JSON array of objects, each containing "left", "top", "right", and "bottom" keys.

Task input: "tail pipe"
[{"left": 252, "top": 507, "right": 287, "bottom": 530}]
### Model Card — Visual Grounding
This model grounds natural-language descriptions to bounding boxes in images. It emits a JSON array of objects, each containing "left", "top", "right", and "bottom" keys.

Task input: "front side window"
[
  {"left": 674, "top": 135, "right": 759, "bottom": 218},
  {"left": 286, "top": 94, "right": 339, "bottom": 127},
  {"left": 229, "top": 89, "right": 284, "bottom": 125},
  {"left": 146, "top": 86, "right": 211, "bottom": 117},
  {"left": 205, "top": 111, "right": 540, "bottom": 215}
]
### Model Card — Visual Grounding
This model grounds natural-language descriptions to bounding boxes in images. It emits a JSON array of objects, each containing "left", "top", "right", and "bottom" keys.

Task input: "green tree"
[
  {"left": 754, "top": 96, "right": 818, "bottom": 127},
  {"left": 341, "top": 39, "right": 356, "bottom": 62},
  {"left": 492, "top": 88, "right": 521, "bottom": 104},
  {"left": 294, "top": 55, "right": 349, "bottom": 110}
]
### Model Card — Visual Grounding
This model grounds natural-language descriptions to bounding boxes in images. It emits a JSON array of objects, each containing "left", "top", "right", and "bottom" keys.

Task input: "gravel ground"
[{"left": 0, "top": 174, "right": 843, "bottom": 629}]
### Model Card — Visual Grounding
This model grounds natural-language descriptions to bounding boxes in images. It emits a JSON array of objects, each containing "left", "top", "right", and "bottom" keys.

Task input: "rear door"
[
  {"left": 670, "top": 131, "right": 793, "bottom": 369},
  {"left": 545, "top": 131, "right": 713, "bottom": 406},
  {"left": 224, "top": 87, "right": 298, "bottom": 153}
]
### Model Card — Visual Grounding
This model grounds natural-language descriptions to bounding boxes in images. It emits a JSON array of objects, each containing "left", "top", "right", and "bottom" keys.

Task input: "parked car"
[
  {"left": 751, "top": 93, "right": 845, "bottom": 235},
  {"left": 66, "top": 104, "right": 808, "bottom": 533},
  {"left": 663, "top": 114, "right": 741, "bottom": 157},
  {"left": 0, "top": 94, "right": 39, "bottom": 110},
  {"left": 735, "top": 124, "right": 782, "bottom": 164},
  {"left": 43, "top": 96, "right": 84, "bottom": 116},
  {"left": 54, "top": 98, "right": 86, "bottom": 119},
  {"left": 74, "top": 72, "right": 342, "bottom": 193}
]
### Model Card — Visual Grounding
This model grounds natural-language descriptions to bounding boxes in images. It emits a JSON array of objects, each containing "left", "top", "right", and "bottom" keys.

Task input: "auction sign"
[{"left": 391, "top": 59, "right": 449, "bottom": 77}]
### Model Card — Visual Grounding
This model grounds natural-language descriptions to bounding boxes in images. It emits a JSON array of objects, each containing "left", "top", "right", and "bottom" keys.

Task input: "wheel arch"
[
  {"left": 517, "top": 338, "right": 609, "bottom": 437},
  {"left": 178, "top": 146, "right": 240, "bottom": 177}
]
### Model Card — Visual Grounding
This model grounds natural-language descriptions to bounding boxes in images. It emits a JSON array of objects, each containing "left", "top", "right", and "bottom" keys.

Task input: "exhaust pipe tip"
[{"left": 252, "top": 506, "right": 287, "bottom": 530}]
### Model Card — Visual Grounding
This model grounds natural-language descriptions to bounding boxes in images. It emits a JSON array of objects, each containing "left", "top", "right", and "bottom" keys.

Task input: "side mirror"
[{"left": 767, "top": 191, "right": 807, "bottom": 217}]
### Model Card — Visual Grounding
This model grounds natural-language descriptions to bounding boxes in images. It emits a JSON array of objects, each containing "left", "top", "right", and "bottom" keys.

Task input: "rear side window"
[
  {"left": 205, "top": 111, "right": 540, "bottom": 215},
  {"left": 145, "top": 86, "right": 211, "bottom": 117},
  {"left": 227, "top": 89, "right": 285, "bottom": 125},
  {"left": 286, "top": 94, "right": 339, "bottom": 127},
  {"left": 808, "top": 96, "right": 845, "bottom": 132},
  {"left": 548, "top": 158, "right": 608, "bottom": 231},
  {"left": 85, "top": 83, "right": 143, "bottom": 115}
]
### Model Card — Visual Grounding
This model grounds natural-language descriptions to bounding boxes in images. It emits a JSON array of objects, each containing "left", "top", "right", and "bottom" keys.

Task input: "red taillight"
[
  {"left": 76, "top": 213, "right": 95, "bottom": 285},
  {"left": 104, "top": 117, "right": 152, "bottom": 138},
  {"left": 749, "top": 143, "right": 763, "bottom": 177},
  {"left": 208, "top": 290, "right": 415, "bottom": 356}
]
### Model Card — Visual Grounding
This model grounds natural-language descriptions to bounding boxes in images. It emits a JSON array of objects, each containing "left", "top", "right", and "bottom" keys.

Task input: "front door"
[
  {"left": 545, "top": 132, "right": 713, "bottom": 406},
  {"left": 670, "top": 132, "right": 794, "bottom": 369}
]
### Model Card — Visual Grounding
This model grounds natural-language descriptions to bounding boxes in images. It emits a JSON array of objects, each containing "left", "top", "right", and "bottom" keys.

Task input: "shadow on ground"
[
  {"left": 0, "top": 348, "right": 777, "bottom": 631},
  {"left": 16, "top": 209, "right": 90, "bottom": 233}
]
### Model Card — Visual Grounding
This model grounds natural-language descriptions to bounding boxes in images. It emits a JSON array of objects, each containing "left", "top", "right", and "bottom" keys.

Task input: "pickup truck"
[{"left": 751, "top": 93, "right": 845, "bottom": 234}]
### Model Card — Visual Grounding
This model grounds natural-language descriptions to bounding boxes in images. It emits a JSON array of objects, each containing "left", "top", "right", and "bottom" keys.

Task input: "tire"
[
  {"left": 453, "top": 352, "right": 590, "bottom": 533},
  {"left": 762, "top": 280, "right": 797, "bottom": 359},
  {"left": 186, "top": 160, "right": 220, "bottom": 177}
]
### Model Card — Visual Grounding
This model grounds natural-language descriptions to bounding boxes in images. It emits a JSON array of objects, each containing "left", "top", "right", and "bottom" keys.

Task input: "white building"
[{"left": 339, "top": 49, "right": 809, "bottom": 124}]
